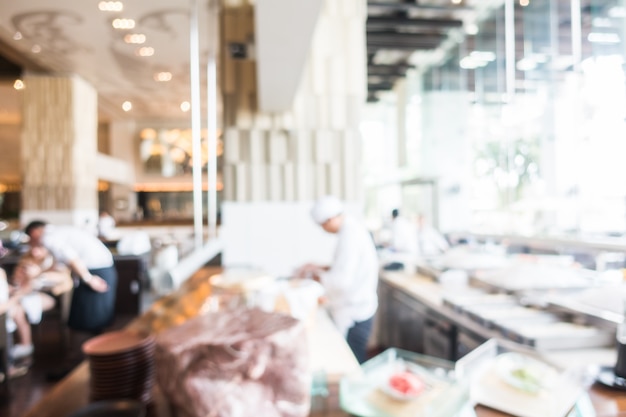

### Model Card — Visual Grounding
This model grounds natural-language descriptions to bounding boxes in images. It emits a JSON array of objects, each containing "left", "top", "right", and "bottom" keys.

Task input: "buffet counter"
[
  {"left": 21, "top": 268, "right": 626, "bottom": 417},
  {"left": 379, "top": 271, "right": 626, "bottom": 416},
  {"left": 21, "top": 269, "right": 360, "bottom": 417}
]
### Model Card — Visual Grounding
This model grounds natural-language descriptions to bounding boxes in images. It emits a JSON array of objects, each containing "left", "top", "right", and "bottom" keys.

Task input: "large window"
[{"left": 375, "top": 0, "right": 626, "bottom": 238}]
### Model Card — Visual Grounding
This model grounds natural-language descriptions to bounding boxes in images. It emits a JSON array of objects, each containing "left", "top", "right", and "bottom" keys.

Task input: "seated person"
[
  {"left": 1, "top": 267, "right": 35, "bottom": 365},
  {"left": 7, "top": 247, "right": 71, "bottom": 359},
  {"left": 416, "top": 213, "right": 449, "bottom": 257}
]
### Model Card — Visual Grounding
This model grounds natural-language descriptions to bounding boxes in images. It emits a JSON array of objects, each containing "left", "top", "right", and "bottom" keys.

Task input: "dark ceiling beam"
[
  {"left": 367, "top": 1, "right": 472, "bottom": 12},
  {"left": 368, "top": 81, "right": 395, "bottom": 91},
  {"left": 367, "top": 32, "right": 446, "bottom": 44},
  {"left": 368, "top": 64, "right": 413, "bottom": 76},
  {"left": 367, "top": 16, "right": 464, "bottom": 29},
  {"left": 367, "top": 42, "right": 439, "bottom": 51},
  {"left": 368, "top": 74, "right": 404, "bottom": 83}
]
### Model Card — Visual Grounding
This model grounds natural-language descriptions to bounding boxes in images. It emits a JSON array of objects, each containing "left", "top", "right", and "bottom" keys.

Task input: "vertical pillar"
[
  {"left": 20, "top": 74, "right": 99, "bottom": 227},
  {"left": 220, "top": 0, "right": 368, "bottom": 275}
]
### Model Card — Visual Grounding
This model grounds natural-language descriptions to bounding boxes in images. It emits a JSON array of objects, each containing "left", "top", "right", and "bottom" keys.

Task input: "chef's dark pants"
[
  {"left": 67, "top": 265, "right": 118, "bottom": 333},
  {"left": 347, "top": 316, "right": 374, "bottom": 364}
]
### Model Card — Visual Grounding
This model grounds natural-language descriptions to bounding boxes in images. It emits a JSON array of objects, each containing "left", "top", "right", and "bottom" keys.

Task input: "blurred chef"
[
  {"left": 416, "top": 213, "right": 449, "bottom": 257},
  {"left": 296, "top": 195, "right": 379, "bottom": 363}
]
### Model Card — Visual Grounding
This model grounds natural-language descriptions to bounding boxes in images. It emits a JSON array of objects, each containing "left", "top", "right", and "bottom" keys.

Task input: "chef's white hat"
[{"left": 311, "top": 195, "right": 344, "bottom": 224}]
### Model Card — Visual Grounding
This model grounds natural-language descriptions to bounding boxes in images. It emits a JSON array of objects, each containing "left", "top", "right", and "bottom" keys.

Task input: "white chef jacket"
[
  {"left": 416, "top": 225, "right": 449, "bottom": 257},
  {"left": 390, "top": 216, "right": 418, "bottom": 258},
  {"left": 42, "top": 225, "right": 114, "bottom": 269},
  {"left": 319, "top": 216, "right": 379, "bottom": 337}
]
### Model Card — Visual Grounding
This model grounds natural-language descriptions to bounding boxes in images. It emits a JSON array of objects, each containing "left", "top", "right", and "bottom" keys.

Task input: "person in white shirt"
[
  {"left": 97, "top": 210, "right": 119, "bottom": 241},
  {"left": 383, "top": 208, "right": 419, "bottom": 269},
  {"left": 415, "top": 213, "right": 449, "bottom": 257},
  {"left": 296, "top": 196, "right": 379, "bottom": 363},
  {"left": 24, "top": 220, "right": 117, "bottom": 333}
]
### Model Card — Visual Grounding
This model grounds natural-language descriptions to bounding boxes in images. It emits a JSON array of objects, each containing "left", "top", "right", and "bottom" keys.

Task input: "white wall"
[{"left": 221, "top": 200, "right": 364, "bottom": 276}]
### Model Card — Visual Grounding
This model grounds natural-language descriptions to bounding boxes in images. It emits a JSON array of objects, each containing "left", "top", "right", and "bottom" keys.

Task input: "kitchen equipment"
[
  {"left": 471, "top": 263, "right": 596, "bottom": 293},
  {"left": 595, "top": 366, "right": 626, "bottom": 391},
  {"left": 501, "top": 322, "right": 614, "bottom": 350}
]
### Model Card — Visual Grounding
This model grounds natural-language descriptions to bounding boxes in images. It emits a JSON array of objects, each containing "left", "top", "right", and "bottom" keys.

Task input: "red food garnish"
[{"left": 388, "top": 371, "right": 425, "bottom": 396}]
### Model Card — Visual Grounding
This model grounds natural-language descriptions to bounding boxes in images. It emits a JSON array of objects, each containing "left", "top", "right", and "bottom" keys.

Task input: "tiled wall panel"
[{"left": 221, "top": 0, "right": 366, "bottom": 202}]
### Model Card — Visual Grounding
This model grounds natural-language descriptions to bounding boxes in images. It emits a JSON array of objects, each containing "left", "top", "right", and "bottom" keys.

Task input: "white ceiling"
[{"left": 0, "top": 0, "right": 212, "bottom": 122}]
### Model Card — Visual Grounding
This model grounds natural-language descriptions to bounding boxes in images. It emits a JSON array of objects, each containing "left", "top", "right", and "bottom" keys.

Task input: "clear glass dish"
[{"left": 339, "top": 348, "right": 470, "bottom": 417}]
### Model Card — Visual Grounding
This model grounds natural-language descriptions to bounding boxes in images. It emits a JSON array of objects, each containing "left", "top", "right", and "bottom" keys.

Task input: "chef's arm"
[{"left": 67, "top": 258, "right": 109, "bottom": 292}]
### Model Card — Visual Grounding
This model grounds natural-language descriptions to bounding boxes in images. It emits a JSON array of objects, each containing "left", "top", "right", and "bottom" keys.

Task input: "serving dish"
[
  {"left": 456, "top": 339, "right": 588, "bottom": 417},
  {"left": 340, "top": 348, "right": 469, "bottom": 417}
]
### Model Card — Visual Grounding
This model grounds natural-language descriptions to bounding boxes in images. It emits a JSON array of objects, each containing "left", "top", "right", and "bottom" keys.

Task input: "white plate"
[{"left": 495, "top": 352, "right": 559, "bottom": 394}]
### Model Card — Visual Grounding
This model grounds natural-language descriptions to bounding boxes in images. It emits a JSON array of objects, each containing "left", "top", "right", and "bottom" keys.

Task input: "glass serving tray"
[
  {"left": 339, "top": 348, "right": 470, "bottom": 417},
  {"left": 456, "top": 339, "right": 591, "bottom": 417}
]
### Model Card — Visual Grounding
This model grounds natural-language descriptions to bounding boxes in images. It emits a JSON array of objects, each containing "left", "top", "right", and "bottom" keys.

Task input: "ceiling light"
[
  {"left": 31, "top": 45, "right": 41, "bottom": 53},
  {"left": 460, "top": 56, "right": 481, "bottom": 69},
  {"left": 451, "top": 0, "right": 462, "bottom": 4},
  {"left": 136, "top": 47, "right": 154, "bottom": 57},
  {"left": 470, "top": 51, "right": 496, "bottom": 62},
  {"left": 13, "top": 32, "right": 22, "bottom": 41},
  {"left": 98, "top": 1, "right": 123, "bottom": 12},
  {"left": 154, "top": 72, "right": 172, "bottom": 82},
  {"left": 520, "top": 0, "right": 530, "bottom": 6},
  {"left": 516, "top": 57, "right": 537, "bottom": 71},
  {"left": 180, "top": 101, "right": 191, "bottom": 112},
  {"left": 588, "top": 32, "right": 621, "bottom": 43},
  {"left": 124, "top": 33, "right": 146, "bottom": 44},
  {"left": 112, "top": 18, "right": 135, "bottom": 29},
  {"left": 592, "top": 17, "right": 613, "bottom": 28},
  {"left": 465, "top": 23, "right": 479, "bottom": 35},
  {"left": 608, "top": 6, "right": 626, "bottom": 17},
  {"left": 122, "top": 101, "right": 132, "bottom": 111},
  {"left": 13, "top": 80, "right": 24, "bottom": 90}
]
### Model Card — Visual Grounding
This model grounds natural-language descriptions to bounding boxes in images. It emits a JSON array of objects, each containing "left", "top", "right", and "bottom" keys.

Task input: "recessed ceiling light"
[
  {"left": 13, "top": 80, "right": 24, "bottom": 90},
  {"left": 13, "top": 32, "right": 22, "bottom": 41},
  {"left": 136, "top": 47, "right": 154, "bottom": 57},
  {"left": 451, "top": 0, "right": 462, "bottom": 4},
  {"left": 124, "top": 33, "right": 146, "bottom": 44},
  {"left": 98, "top": 1, "right": 123, "bottom": 12},
  {"left": 588, "top": 32, "right": 621, "bottom": 43},
  {"left": 520, "top": 0, "right": 530, "bottom": 6},
  {"left": 112, "top": 18, "right": 135, "bottom": 29},
  {"left": 31, "top": 45, "right": 41, "bottom": 53},
  {"left": 180, "top": 101, "right": 191, "bottom": 112},
  {"left": 465, "top": 23, "right": 479, "bottom": 35},
  {"left": 154, "top": 72, "right": 172, "bottom": 82},
  {"left": 122, "top": 101, "right": 132, "bottom": 111}
]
